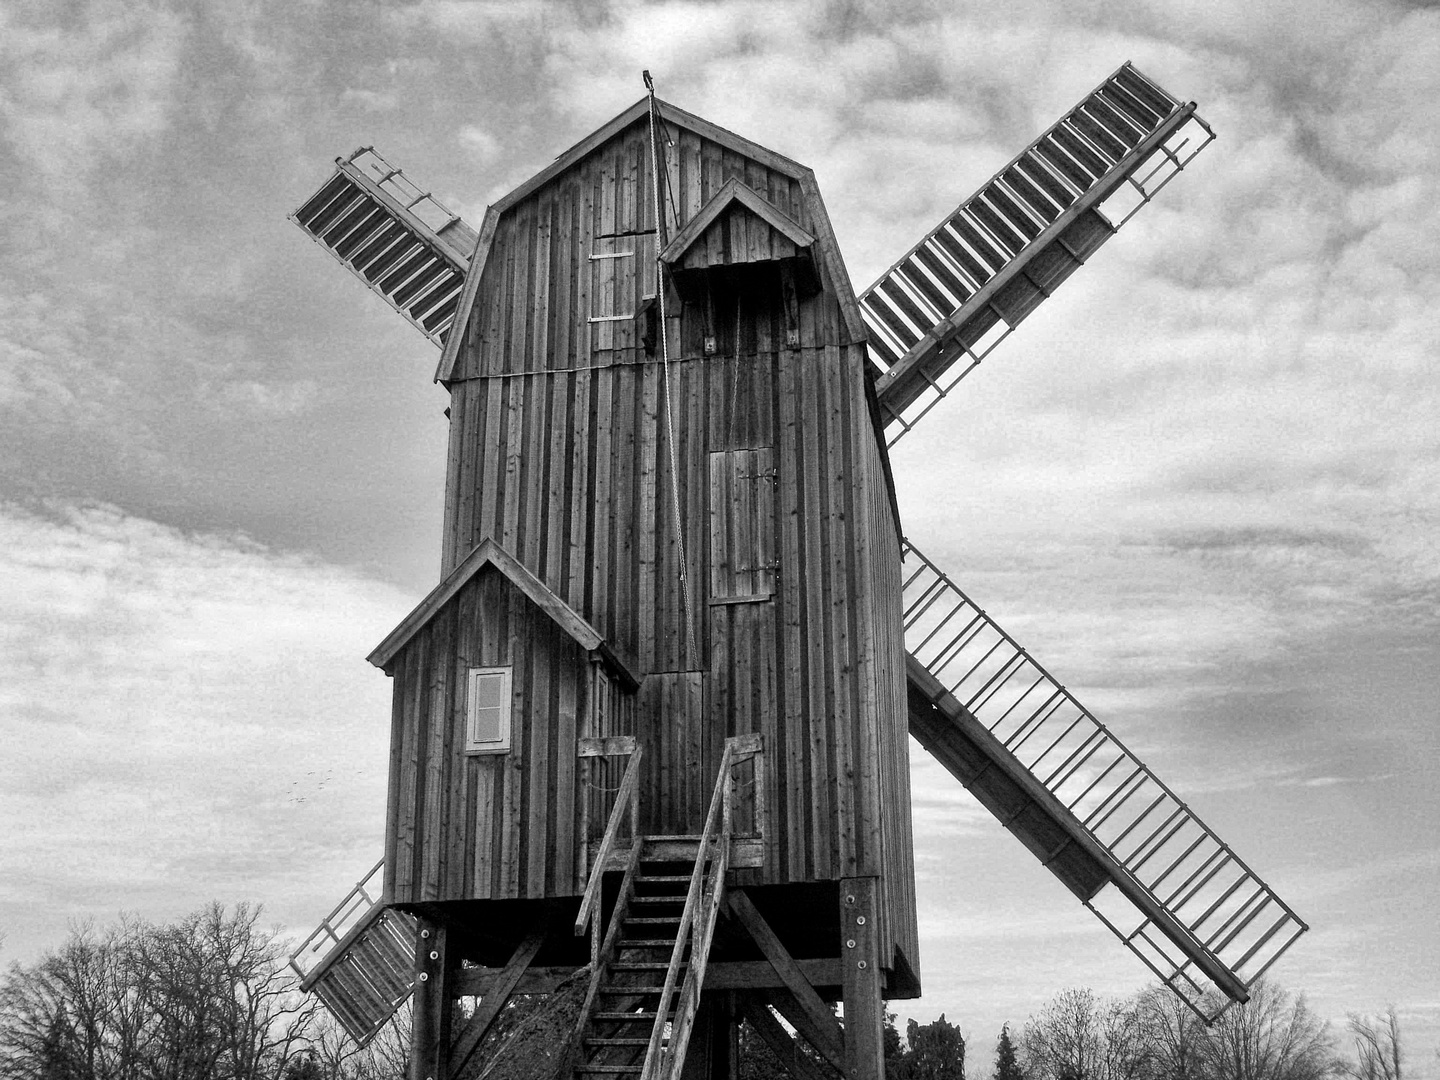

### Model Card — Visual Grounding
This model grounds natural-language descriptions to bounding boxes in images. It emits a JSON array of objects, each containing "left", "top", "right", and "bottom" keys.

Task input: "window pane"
[
  {"left": 468, "top": 670, "right": 509, "bottom": 751},
  {"left": 473, "top": 672, "right": 505, "bottom": 710},
  {"left": 472, "top": 705, "right": 502, "bottom": 744}
]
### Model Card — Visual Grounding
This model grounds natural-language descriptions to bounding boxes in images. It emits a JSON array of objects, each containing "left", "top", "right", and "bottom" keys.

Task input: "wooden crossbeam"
[
  {"left": 725, "top": 889, "right": 846, "bottom": 1073},
  {"left": 448, "top": 923, "right": 547, "bottom": 1077},
  {"left": 452, "top": 965, "right": 577, "bottom": 997},
  {"left": 704, "top": 959, "right": 846, "bottom": 992}
]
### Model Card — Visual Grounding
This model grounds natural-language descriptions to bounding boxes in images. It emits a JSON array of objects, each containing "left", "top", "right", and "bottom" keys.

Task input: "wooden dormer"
[{"left": 659, "top": 177, "right": 820, "bottom": 298}]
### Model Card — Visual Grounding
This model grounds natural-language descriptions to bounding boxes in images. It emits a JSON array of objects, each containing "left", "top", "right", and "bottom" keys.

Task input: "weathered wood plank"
[
  {"left": 841, "top": 877, "right": 885, "bottom": 1080},
  {"left": 638, "top": 364, "right": 660, "bottom": 670},
  {"left": 822, "top": 352, "right": 858, "bottom": 877},
  {"left": 525, "top": 620, "right": 553, "bottom": 897},
  {"left": 772, "top": 359, "right": 803, "bottom": 882}
]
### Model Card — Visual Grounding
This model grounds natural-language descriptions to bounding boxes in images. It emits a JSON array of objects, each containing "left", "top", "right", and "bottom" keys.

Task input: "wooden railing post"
[{"left": 575, "top": 742, "right": 643, "bottom": 938}]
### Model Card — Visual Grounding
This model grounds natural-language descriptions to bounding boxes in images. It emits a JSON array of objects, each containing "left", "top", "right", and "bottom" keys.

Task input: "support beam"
[
  {"left": 704, "top": 958, "right": 847, "bottom": 992},
  {"left": 725, "top": 889, "right": 846, "bottom": 1072},
  {"left": 840, "top": 878, "right": 885, "bottom": 1080},
  {"left": 740, "top": 997, "right": 835, "bottom": 1080},
  {"left": 452, "top": 965, "right": 581, "bottom": 997},
  {"left": 447, "top": 923, "right": 548, "bottom": 1077},
  {"left": 409, "top": 918, "right": 452, "bottom": 1080}
]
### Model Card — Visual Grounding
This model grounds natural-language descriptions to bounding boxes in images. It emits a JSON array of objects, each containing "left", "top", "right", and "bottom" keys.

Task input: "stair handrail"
[
  {"left": 641, "top": 738, "right": 746, "bottom": 1080},
  {"left": 575, "top": 745, "right": 644, "bottom": 937},
  {"left": 566, "top": 842, "right": 644, "bottom": 1078}
]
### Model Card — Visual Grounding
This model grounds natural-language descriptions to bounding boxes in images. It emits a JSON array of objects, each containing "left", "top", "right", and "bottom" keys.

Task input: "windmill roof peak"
[{"left": 495, "top": 96, "right": 812, "bottom": 215}]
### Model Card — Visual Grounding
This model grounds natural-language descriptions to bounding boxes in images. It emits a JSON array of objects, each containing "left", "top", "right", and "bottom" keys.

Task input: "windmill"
[{"left": 284, "top": 64, "right": 1307, "bottom": 1080}]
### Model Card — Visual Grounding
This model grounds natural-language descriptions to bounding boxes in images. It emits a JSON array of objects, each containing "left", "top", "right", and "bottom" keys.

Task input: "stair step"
[
  {"left": 625, "top": 916, "right": 681, "bottom": 925},
  {"left": 637, "top": 874, "right": 691, "bottom": 883},
  {"left": 611, "top": 962, "right": 676, "bottom": 971},
  {"left": 618, "top": 939, "right": 676, "bottom": 948},
  {"left": 631, "top": 895, "right": 683, "bottom": 904},
  {"left": 593, "top": 1011, "right": 669, "bottom": 1021},
  {"left": 586, "top": 1037, "right": 651, "bottom": 1047},
  {"left": 576, "top": 1068, "right": 643, "bottom": 1076},
  {"left": 601, "top": 984, "right": 665, "bottom": 995}
]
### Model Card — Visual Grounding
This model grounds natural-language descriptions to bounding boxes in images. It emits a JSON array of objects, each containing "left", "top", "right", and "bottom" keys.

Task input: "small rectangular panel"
[{"left": 709, "top": 447, "right": 777, "bottom": 604}]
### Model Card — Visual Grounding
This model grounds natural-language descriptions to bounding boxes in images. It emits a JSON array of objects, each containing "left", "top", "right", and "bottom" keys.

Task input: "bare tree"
[
  {"left": 1022, "top": 989, "right": 1145, "bottom": 1080},
  {"left": 0, "top": 904, "right": 318, "bottom": 1080},
  {"left": 1198, "top": 980, "right": 1339, "bottom": 1080},
  {"left": 1133, "top": 985, "right": 1204, "bottom": 1080},
  {"left": 0, "top": 919, "right": 152, "bottom": 1079},
  {"left": 1345, "top": 1008, "right": 1401, "bottom": 1080}
]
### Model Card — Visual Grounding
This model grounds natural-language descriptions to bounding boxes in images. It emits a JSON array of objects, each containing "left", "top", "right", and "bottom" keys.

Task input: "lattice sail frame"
[
  {"left": 862, "top": 62, "right": 1215, "bottom": 446},
  {"left": 288, "top": 860, "right": 417, "bottom": 1046},
  {"left": 901, "top": 540, "right": 1308, "bottom": 1020},
  {"left": 291, "top": 148, "right": 477, "bottom": 347}
]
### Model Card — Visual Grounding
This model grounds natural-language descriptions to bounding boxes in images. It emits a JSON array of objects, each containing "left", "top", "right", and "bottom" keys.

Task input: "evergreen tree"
[
  {"left": 895, "top": 1014, "right": 966, "bottom": 1080},
  {"left": 885, "top": 1013, "right": 906, "bottom": 1078},
  {"left": 996, "top": 1023, "right": 1026, "bottom": 1080}
]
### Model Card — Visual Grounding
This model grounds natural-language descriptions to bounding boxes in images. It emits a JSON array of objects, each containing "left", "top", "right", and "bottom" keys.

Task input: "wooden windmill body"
[{"left": 287, "top": 66, "right": 1308, "bottom": 1080}]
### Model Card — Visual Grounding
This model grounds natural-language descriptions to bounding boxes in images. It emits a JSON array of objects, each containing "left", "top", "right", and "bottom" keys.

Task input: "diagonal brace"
[
  {"left": 448, "top": 921, "right": 548, "bottom": 1076},
  {"left": 725, "top": 889, "right": 845, "bottom": 1072}
]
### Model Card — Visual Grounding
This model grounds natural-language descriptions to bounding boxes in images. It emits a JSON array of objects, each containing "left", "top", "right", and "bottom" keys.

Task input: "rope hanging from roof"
[{"left": 644, "top": 70, "right": 698, "bottom": 667}]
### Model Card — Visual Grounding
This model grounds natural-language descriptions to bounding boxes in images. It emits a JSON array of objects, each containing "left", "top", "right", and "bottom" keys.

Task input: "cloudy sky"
[{"left": 2, "top": 0, "right": 1437, "bottom": 1067}]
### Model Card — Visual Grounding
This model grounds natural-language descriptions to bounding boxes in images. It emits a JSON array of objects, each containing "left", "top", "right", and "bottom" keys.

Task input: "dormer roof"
[
  {"left": 659, "top": 177, "right": 816, "bottom": 270},
  {"left": 367, "top": 537, "right": 638, "bottom": 688}
]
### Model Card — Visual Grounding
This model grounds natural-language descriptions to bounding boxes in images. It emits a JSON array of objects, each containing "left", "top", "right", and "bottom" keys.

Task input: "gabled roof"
[
  {"left": 433, "top": 97, "right": 868, "bottom": 384},
  {"left": 367, "top": 538, "right": 638, "bottom": 688},
  {"left": 659, "top": 177, "right": 815, "bottom": 266}
]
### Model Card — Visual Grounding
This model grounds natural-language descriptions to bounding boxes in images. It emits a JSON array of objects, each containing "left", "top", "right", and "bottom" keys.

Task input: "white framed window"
[{"left": 466, "top": 666, "right": 513, "bottom": 754}]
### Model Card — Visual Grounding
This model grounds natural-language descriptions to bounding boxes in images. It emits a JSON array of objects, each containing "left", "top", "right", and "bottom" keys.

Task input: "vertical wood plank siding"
[
  {"left": 387, "top": 568, "right": 591, "bottom": 904},
  {"left": 388, "top": 112, "right": 917, "bottom": 971}
]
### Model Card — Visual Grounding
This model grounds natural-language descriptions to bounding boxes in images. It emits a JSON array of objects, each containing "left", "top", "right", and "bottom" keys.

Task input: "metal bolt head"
[
  {"left": 856, "top": 915, "right": 866, "bottom": 926},
  {"left": 858, "top": 960, "right": 868, "bottom": 970},
  {"left": 418, "top": 972, "right": 429, "bottom": 982},
  {"left": 846, "top": 938, "right": 856, "bottom": 949},
  {"left": 429, "top": 950, "right": 439, "bottom": 960},
  {"left": 845, "top": 894, "right": 856, "bottom": 905},
  {"left": 420, "top": 929, "right": 431, "bottom": 939}
]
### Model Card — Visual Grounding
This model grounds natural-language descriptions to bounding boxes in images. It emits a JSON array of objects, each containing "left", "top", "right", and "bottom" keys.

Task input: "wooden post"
[
  {"left": 409, "top": 917, "right": 452, "bottom": 1080},
  {"left": 725, "top": 992, "right": 741, "bottom": 1080},
  {"left": 676, "top": 993, "right": 738, "bottom": 1080},
  {"left": 840, "top": 878, "right": 884, "bottom": 1080}
]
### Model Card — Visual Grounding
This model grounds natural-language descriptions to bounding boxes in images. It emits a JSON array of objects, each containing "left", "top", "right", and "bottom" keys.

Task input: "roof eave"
[{"left": 367, "top": 538, "right": 638, "bottom": 690}]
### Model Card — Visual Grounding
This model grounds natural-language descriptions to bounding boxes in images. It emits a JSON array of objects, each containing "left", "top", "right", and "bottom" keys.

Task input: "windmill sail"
[
  {"left": 862, "top": 62, "right": 1213, "bottom": 446},
  {"left": 291, "top": 148, "right": 477, "bottom": 347},
  {"left": 288, "top": 860, "right": 417, "bottom": 1045},
  {"left": 902, "top": 540, "right": 1306, "bottom": 1019}
]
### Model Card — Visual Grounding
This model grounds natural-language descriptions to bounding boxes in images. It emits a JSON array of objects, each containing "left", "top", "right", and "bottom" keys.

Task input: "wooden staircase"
[
  {"left": 565, "top": 736, "right": 757, "bottom": 1079},
  {"left": 575, "top": 842, "right": 709, "bottom": 1077}
]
